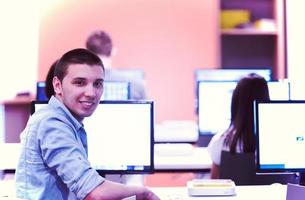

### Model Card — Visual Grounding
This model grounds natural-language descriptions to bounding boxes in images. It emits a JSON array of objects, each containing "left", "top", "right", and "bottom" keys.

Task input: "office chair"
[
  {"left": 219, "top": 151, "right": 299, "bottom": 185},
  {"left": 219, "top": 150, "right": 256, "bottom": 185}
]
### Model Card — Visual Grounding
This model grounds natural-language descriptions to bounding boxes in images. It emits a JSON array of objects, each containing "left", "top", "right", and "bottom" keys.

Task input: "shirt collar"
[{"left": 48, "top": 96, "right": 83, "bottom": 131}]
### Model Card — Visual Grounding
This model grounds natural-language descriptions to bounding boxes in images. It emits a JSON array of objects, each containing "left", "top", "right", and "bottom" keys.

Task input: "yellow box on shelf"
[{"left": 221, "top": 9, "right": 250, "bottom": 29}]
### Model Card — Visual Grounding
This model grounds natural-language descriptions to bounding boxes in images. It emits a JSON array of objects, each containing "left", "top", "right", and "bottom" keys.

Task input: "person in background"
[
  {"left": 85, "top": 30, "right": 147, "bottom": 99},
  {"left": 15, "top": 48, "right": 159, "bottom": 200},
  {"left": 207, "top": 73, "right": 270, "bottom": 178}
]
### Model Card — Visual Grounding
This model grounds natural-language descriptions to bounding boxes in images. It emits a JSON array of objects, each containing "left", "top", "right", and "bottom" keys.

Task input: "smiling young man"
[{"left": 15, "top": 48, "right": 159, "bottom": 200}]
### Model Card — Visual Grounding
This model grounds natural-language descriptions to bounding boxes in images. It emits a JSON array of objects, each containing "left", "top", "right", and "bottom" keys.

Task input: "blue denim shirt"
[{"left": 15, "top": 96, "right": 104, "bottom": 200}]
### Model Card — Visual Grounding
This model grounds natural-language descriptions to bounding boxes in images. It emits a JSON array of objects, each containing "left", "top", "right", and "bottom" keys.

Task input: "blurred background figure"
[{"left": 86, "top": 30, "right": 147, "bottom": 100}]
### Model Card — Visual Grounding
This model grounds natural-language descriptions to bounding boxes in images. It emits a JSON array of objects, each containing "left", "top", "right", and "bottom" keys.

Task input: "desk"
[
  {"left": 150, "top": 185, "right": 287, "bottom": 200},
  {"left": 0, "top": 143, "right": 20, "bottom": 170},
  {"left": 154, "top": 144, "right": 211, "bottom": 171},
  {"left": 0, "top": 179, "right": 20, "bottom": 199},
  {"left": 0, "top": 180, "right": 288, "bottom": 200},
  {"left": 0, "top": 143, "right": 212, "bottom": 172},
  {"left": 2, "top": 97, "right": 32, "bottom": 143}
]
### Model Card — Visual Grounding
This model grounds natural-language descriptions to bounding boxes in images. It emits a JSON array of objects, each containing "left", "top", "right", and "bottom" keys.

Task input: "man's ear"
[{"left": 53, "top": 76, "right": 62, "bottom": 95}]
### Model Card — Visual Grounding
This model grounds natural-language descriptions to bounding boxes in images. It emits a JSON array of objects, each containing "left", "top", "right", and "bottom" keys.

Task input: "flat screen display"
[
  {"left": 32, "top": 100, "right": 154, "bottom": 174},
  {"left": 36, "top": 81, "right": 131, "bottom": 101},
  {"left": 255, "top": 101, "right": 305, "bottom": 174},
  {"left": 198, "top": 81, "right": 290, "bottom": 135}
]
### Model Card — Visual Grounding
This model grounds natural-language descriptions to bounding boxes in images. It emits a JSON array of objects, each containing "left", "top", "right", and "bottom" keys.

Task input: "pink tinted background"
[{"left": 38, "top": 0, "right": 219, "bottom": 122}]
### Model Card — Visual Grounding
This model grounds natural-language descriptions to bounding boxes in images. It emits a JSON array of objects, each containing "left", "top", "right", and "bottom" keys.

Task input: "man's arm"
[{"left": 84, "top": 180, "right": 160, "bottom": 200}]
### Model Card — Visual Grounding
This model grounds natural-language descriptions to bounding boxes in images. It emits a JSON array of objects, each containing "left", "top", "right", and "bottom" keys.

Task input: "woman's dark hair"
[
  {"left": 45, "top": 48, "right": 104, "bottom": 99},
  {"left": 44, "top": 60, "right": 57, "bottom": 99},
  {"left": 224, "top": 73, "right": 270, "bottom": 153}
]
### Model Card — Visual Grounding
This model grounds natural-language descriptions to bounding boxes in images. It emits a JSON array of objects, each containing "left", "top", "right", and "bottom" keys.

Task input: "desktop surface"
[
  {"left": 0, "top": 178, "right": 287, "bottom": 200},
  {"left": 154, "top": 144, "right": 211, "bottom": 171},
  {"left": 150, "top": 184, "right": 287, "bottom": 200}
]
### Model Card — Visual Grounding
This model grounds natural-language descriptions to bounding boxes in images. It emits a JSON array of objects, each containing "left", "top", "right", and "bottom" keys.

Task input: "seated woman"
[{"left": 207, "top": 73, "right": 270, "bottom": 179}]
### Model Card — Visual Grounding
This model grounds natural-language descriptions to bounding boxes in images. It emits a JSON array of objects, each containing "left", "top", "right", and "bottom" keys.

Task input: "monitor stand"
[
  {"left": 105, "top": 174, "right": 144, "bottom": 186},
  {"left": 286, "top": 173, "right": 305, "bottom": 200},
  {"left": 300, "top": 172, "right": 305, "bottom": 186}
]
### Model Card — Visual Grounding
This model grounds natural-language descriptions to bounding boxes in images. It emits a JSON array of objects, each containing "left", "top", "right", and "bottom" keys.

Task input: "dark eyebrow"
[{"left": 72, "top": 77, "right": 86, "bottom": 81}]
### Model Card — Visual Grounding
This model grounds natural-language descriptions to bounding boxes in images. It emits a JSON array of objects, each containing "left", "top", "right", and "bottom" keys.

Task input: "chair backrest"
[
  {"left": 219, "top": 150, "right": 256, "bottom": 185},
  {"left": 219, "top": 150, "right": 299, "bottom": 185}
]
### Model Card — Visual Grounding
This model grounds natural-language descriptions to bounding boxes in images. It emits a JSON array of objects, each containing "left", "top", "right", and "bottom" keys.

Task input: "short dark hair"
[
  {"left": 54, "top": 48, "right": 104, "bottom": 82},
  {"left": 85, "top": 30, "right": 113, "bottom": 57}
]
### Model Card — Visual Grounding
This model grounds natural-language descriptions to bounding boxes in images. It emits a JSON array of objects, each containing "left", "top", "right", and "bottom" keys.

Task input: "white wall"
[
  {"left": 286, "top": 1, "right": 305, "bottom": 99},
  {"left": 0, "top": 0, "right": 39, "bottom": 100},
  {"left": 0, "top": 105, "right": 4, "bottom": 143}
]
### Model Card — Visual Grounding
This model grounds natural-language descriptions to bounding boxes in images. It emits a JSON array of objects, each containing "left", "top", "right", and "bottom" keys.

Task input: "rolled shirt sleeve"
[{"left": 38, "top": 116, "right": 104, "bottom": 199}]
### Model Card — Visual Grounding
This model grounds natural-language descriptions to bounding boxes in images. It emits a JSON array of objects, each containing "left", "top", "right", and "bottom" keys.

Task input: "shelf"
[
  {"left": 221, "top": 28, "right": 277, "bottom": 36},
  {"left": 2, "top": 96, "right": 34, "bottom": 105},
  {"left": 219, "top": 0, "right": 285, "bottom": 79}
]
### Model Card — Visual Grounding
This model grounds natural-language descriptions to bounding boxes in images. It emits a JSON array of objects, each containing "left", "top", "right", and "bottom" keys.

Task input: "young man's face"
[{"left": 53, "top": 63, "right": 104, "bottom": 122}]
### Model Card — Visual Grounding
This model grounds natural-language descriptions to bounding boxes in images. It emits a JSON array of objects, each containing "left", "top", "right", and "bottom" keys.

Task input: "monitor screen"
[
  {"left": 198, "top": 81, "right": 236, "bottom": 135},
  {"left": 197, "top": 81, "right": 290, "bottom": 135},
  {"left": 36, "top": 81, "right": 131, "bottom": 101},
  {"left": 31, "top": 100, "right": 154, "bottom": 174},
  {"left": 255, "top": 100, "right": 305, "bottom": 183},
  {"left": 36, "top": 81, "right": 48, "bottom": 101},
  {"left": 101, "top": 81, "right": 130, "bottom": 100}
]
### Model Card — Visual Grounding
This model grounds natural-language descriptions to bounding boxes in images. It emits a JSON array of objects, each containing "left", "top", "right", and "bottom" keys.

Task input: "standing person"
[
  {"left": 15, "top": 48, "right": 159, "bottom": 200},
  {"left": 207, "top": 73, "right": 270, "bottom": 179},
  {"left": 86, "top": 30, "right": 147, "bottom": 100}
]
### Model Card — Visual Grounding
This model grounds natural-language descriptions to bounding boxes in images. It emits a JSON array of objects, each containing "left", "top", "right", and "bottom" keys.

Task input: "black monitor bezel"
[{"left": 31, "top": 100, "right": 155, "bottom": 175}]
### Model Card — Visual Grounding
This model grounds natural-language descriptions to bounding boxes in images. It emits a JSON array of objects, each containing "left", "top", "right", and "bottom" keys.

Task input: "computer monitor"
[
  {"left": 255, "top": 100, "right": 305, "bottom": 185},
  {"left": 194, "top": 68, "right": 272, "bottom": 115},
  {"left": 101, "top": 81, "right": 130, "bottom": 100},
  {"left": 36, "top": 81, "right": 131, "bottom": 101},
  {"left": 197, "top": 81, "right": 290, "bottom": 135},
  {"left": 31, "top": 100, "right": 154, "bottom": 175},
  {"left": 268, "top": 81, "right": 290, "bottom": 100},
  {"left": 36, "top": 81, "right": 48, "bottom": 101},
  {"left": 198, "top": 81, "right": 236, "bottom": 135}
]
